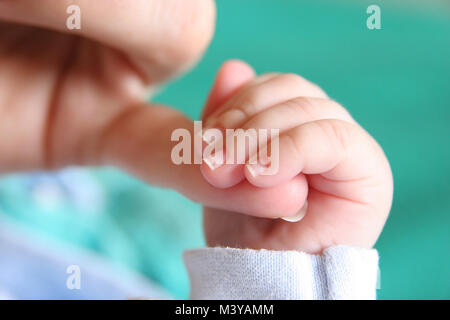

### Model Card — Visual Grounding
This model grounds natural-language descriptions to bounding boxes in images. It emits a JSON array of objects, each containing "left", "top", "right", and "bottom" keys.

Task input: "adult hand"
[
  {"left": 0, "top": 0, "right": 215, "bottom": 172},
  {"left": 0, "top": 2, "right": 307, "bottom": 218}
]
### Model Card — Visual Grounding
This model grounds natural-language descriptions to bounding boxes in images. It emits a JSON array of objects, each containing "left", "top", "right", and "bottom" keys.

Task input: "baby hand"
[{"left": 201, "top": 60, "right": 393, "bottom": 254}]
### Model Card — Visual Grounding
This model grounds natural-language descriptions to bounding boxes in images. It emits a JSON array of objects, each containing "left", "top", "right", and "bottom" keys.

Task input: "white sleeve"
[{"left": 183, "top": 245, "right": 379, "bottom": 300}]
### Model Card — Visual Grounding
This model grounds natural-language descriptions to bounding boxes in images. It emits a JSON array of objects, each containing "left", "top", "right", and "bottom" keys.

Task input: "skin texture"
[
  {"left": 0, "top": 1, "right": 393, "bottom": 254},
  {"left": 0, "top": 0, "right": 216, "bottom": 172},
  {"left": 202, "top": 61, "right": 393, "bottom": 254},
  {"left": 0, "top": 1, "right": 307, "bottom": 219}
]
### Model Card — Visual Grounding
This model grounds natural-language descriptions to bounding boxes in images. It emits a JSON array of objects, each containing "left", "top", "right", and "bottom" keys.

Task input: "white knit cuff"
[{"left": 183, "top": 245, "right": 378, "bottom": 300}]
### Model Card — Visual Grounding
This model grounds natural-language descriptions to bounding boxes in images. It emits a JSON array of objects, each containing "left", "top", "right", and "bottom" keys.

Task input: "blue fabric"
[
  {"left": 0, "top": 168, "right": 203, "bottom": 299},
  {"left": 0, "top": 216, "right": 167, "bottom": 299}
]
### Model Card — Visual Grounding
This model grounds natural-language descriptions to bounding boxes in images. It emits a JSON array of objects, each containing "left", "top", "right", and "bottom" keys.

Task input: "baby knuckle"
[
  {"left": 328, "top": 100, "right": 354, "bottom": 120},
  {"left": 279, "top": 73, "right": 306, "bottom": 86},
  {"left": 283, "top": 130, "right": 303, "bottom": 160},
  {"left": 235, "top": 89, "right": 262, "bottom": 115},
  {"left": 286, "top": 97, "right": 317, "bottom": 117},
  {"left": 317, "top": 120, "right": 353, "bottom": 153}
]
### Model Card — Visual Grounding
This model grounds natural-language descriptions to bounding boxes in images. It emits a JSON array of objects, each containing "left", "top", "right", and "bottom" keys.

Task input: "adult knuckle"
[{"left": 162, "top": 0, "right": 216, "bottom": 63}]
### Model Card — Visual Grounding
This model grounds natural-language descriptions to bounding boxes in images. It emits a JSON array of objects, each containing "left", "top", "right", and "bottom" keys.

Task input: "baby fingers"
[
  {"left": 201, "top": 97, "right": 354, "bottom": 188},
  {"left": 245, "top": 119, "right": 380, "bottom": 188},
  {"left": 205, "top": 73, "right": 328, "bottom": 130}
]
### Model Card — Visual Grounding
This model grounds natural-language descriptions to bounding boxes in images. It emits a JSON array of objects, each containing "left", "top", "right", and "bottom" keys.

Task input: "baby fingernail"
[
  {"left": 281, "top": 200, "right": 308, "bottom": 223},
  {"left": 246, "top": 163, "right": 266, "bottom": 177},
  {"left": 202, "top": 132, "right": 214, "bottom": 144},
  {"left": 246, "top": 157, "right": 272, "bottom": 177},
  {"left": 219, "top": 109, "right": 247, "bottom": 128},
  {"left": 203, "top": 150, "right": 225, "bottom": 171}
]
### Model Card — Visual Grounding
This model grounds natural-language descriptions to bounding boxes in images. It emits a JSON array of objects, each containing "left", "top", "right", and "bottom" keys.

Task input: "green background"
[
  {"left": 157, "top": 0, "right": 450, "bottom": 299},
  {"left": 0, "top": 0, "right": 449, "bottom": 299}
]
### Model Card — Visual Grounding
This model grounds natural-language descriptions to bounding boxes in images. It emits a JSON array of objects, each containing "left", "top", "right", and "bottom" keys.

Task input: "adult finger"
[
  {"left": 95, "top": 103, "right": 308, "bottom": 218},
  {"left": 0, "top": 0, "right": 216, "bottom": 82}
]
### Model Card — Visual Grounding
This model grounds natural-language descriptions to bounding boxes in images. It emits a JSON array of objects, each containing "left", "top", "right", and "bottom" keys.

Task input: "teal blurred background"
[{"left": 0, "top": 0, "right": 449, "bottom": 299}]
